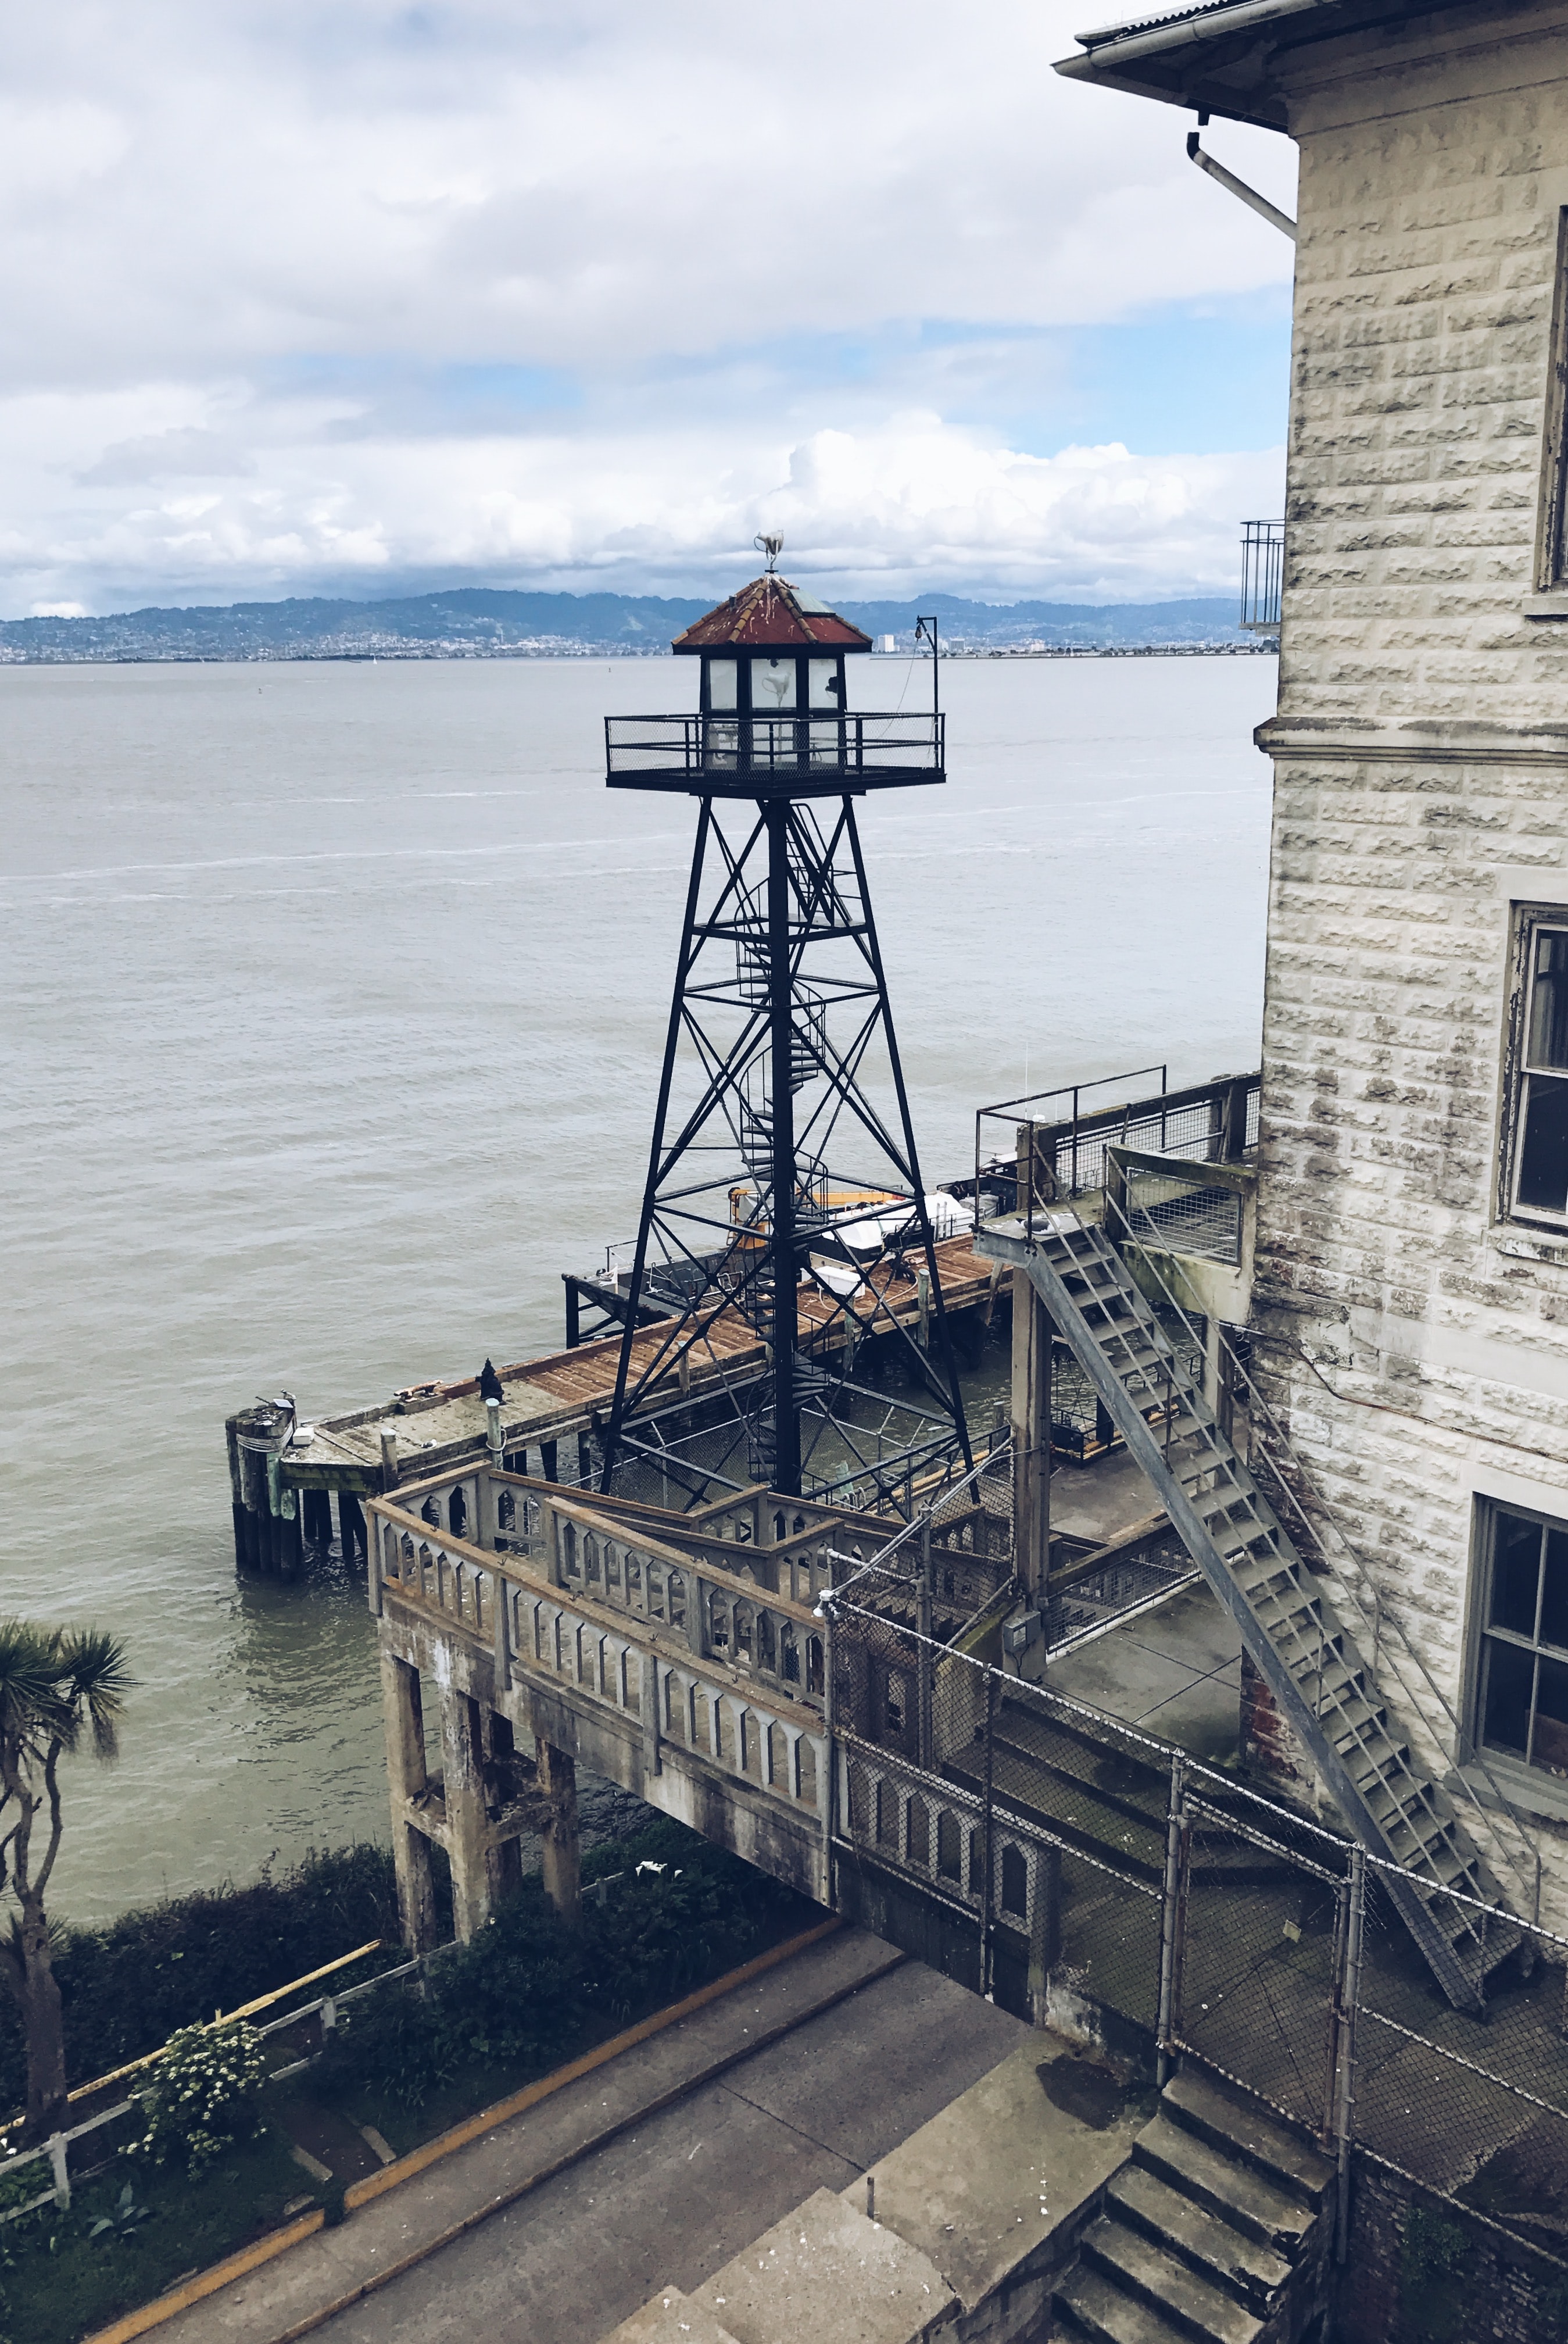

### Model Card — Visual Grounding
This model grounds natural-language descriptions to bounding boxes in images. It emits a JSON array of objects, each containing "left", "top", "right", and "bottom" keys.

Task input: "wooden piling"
[{"left": 338, "top": 1490, "right": 366, "bottom": 1560}]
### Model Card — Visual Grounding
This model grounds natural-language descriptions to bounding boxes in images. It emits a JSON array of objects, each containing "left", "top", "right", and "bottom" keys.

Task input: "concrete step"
[
  {"left": 1055, "top": 2262, "right": 1193, "bottom": 2344},
  {"left": 1132, "top": 2115, "right": 1317, "bottom": 2262},
  {"left": 1160, "top": 2071, "right": 1334, "bottom": 2211},
  {"left": 1084, "top": 2215, "right": 1262, "bottom": 2344},
  {"left": 1107, "top": 2164, "right": 1291, "bottom": 2316}
]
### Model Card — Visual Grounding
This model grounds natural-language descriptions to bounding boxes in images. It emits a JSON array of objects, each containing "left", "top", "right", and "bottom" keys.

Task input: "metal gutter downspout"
[{"left": 1187, "top": 116, "right": 1297, "bottom": 240}]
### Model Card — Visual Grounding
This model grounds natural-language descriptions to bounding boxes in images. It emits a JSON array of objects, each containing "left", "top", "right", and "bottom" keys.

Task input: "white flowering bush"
[{"left": 128, "top": 2021, "right": 269, "bottom": 2174}]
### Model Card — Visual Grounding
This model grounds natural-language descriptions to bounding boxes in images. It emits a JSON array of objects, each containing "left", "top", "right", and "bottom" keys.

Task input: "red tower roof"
[{"left": 672, "top": 573, "right": 872, "bottom": 655}]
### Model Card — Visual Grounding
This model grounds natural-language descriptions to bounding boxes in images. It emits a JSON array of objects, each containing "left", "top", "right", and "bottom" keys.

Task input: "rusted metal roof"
[{"left": 672, "top": 573, "right": 872, "bottom": 655}]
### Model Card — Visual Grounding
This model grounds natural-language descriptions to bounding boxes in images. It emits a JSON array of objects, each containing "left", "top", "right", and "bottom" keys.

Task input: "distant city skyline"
[{"left": 3, "top": 2, "right": 1297, "bottom": 619}]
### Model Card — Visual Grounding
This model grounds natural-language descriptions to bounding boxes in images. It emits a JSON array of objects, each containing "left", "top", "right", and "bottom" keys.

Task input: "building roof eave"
[{"left": 1054, "top": 0, "right": 1447, "bottom": 132}]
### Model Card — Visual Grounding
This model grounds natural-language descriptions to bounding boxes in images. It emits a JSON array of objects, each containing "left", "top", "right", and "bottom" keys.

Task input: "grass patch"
[{"left": 0, "top": 2127, "right": 306, "bottom": 2344}]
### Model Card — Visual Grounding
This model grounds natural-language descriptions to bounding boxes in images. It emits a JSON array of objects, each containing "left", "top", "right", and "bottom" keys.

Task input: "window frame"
[
  {"left": 1469, "top": 1495, "right": 1568, "bottom": 1786},
  {"left": 1535, "top": 205, "right": 1568, "bottom": 591},
  {"left": 1499, "top": 904, "right": 1568, "bottom": 1230}
]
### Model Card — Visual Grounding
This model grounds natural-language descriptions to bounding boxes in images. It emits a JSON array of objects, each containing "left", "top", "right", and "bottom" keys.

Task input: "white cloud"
[
  {"left": 0, "top": 400, "right": 1283, "bottom": 606},
  {"left": 0, "top": 2, "right": 1299, "bottom": 611}
]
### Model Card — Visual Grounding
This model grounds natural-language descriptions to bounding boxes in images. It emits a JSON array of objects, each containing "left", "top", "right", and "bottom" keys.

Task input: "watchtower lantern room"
[{"left": 604, "top": 549, "right": 943, "bottom": 795}]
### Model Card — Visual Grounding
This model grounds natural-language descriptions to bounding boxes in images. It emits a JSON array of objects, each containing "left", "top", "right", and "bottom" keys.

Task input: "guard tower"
[{"left": 600, "top": 545, "right": 972, "bottom": 1501}]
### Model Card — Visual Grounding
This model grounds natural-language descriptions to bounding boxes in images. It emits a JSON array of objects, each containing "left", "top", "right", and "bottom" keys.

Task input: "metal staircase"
[{"left": 979, "top": 1207, "right": 1527, "bottom": 2014}]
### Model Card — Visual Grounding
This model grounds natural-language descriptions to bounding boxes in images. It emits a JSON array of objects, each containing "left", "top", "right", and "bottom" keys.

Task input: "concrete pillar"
[
  {"left": 479, "top": 1709, "right": 524, "bottom": 1909},
  {"left": 1011, "top": 1275, "right": 1052, "bottom": 1602},
  {"left": 380, "top": 1653, "right": 437, "bottom": 1953},
  {"left": 441, "top": 1688, "right": 492, "bottom": 1942},
  {"left": 1028, "top": 1845, "right": 1062, "bottom": 2027},
  {"left": 537, "top": 1738, "right": 581, "bottom": 1924}
]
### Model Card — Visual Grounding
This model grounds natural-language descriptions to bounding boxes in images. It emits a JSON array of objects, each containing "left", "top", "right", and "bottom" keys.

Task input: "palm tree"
[{"left": 0, "top": 1622, "right": 130, "bottom": 2143}]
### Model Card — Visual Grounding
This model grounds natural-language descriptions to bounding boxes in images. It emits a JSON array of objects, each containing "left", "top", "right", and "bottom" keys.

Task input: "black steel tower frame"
[{"left": 599, "top": 782, "right": 972, "bottom": 1501}]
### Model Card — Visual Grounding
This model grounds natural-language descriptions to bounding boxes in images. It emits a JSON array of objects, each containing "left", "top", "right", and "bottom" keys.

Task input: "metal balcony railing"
[
  {"left": 605, "top": 710, "right": 944, "bottom": 791},
  {"left": 972, "top": 1066, "right": 1260, "bottom": 1234},
  {"left": 1241, "top": 519, "right": 1284, "bottom": 632}
]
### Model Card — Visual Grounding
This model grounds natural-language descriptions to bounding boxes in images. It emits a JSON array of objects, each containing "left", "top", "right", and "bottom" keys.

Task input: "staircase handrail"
[
  {"left": 1103, "top": 1178, "right": 1543, "bottom": 1925},
  {"left": 822, "top": 1435, "right": 1013, "bottom": 1604}
]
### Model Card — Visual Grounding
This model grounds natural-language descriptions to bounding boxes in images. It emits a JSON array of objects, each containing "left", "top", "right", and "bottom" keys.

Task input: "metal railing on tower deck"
[
  {"left": 604, "top": 710, "right": 944, "bottom": 788},
  {"left": 1241, "top": 520, "right": 1284, "bottom": 632}
]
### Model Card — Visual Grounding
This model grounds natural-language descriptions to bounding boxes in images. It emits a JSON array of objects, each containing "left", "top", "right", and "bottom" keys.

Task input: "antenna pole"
[{"left": 915, "top": 614, "right": 940, "bottom": 719}]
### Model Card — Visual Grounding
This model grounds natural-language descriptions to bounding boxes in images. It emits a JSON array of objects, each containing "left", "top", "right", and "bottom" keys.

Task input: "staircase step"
[
  {"left": 1344, "top": 1741, "right": 1411, "bottom": 1797},
  {"left": 1107, "top": 2166, "right": 1291, "bottom": 2314},
  {"left": 1055, "top": 2265, "right": 1194, "bottom": 2343},
  {"left": 1379, "top": 1805, "right": 1456, "bottom": 1868},
  {"left": 1133, "top": 2113, "right": 1319, "bottom": 2261},
  {"left": 1084, "top": 2216, "right": 1262, "bottom": 2344},
  {"left": 1160, "top": 2072, "right": 1334, "bottom": 2211},
  {"left": 1327, "top": 1695, "right": 1390, "bottom": 1747}
]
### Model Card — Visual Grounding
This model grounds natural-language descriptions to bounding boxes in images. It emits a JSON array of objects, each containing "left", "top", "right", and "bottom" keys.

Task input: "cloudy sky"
[{"left": 1, "top": 1, "right": 1299, "bottom": 616}]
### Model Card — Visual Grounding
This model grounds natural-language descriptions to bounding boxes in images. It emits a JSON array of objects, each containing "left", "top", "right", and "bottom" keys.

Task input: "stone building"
[{"left": 1059, "top": 1, "right": 1568, "bottom": 1927}]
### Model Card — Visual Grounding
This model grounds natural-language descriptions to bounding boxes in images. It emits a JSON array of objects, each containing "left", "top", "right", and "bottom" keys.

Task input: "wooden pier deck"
[{"left": 228, "top": 1238, "right": 1007, "bottom": 1565}]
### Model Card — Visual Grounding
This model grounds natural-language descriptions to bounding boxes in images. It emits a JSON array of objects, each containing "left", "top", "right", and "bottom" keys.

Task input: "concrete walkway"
[{"left": 163, "top": 1929, "right": 1025, "bottom": 2344}]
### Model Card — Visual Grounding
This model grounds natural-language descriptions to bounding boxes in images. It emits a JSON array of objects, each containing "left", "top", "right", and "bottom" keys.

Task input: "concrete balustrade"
[{"left": 367, "top": 1467, "right": 849, "bottom": 1947}]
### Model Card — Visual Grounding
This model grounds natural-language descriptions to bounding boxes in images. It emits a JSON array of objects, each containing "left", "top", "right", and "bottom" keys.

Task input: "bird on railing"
[{"left": 478, "top": 1359, "right": 504, "bottom": 1403}]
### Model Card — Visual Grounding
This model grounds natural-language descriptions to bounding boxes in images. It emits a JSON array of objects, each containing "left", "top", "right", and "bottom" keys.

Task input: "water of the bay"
[{"left": 1, "top": 652, "right": 1277, "bottom": 1921}]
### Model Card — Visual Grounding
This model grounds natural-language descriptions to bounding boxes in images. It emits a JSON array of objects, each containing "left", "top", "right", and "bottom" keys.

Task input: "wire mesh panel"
[
  {"left": 1171, "top": 1795, "right": 1345, "bottom": 2139},
  {"left": 1043, "top": 1529, "right": 1198, "bottom": 1653},
  {"left": 828, "top": 1573, "right": 1568, "bottom": 2252},
  {"left": 1125, "top": 1163, "right": 1242, "bottom": 1266},
  {"left": 1354, "top": 1861, "right": 1568, "bottom": 2236}
]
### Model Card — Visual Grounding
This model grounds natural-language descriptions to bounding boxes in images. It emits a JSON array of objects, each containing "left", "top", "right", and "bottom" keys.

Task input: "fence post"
[
  {"left": 1156, "top": 1752, "right": 1188, "bottom": 2089},
  {"left": 823, "top": 1616, "right": 839, "bottom": 1911},
  {"left": 917, "top": 1521, "right": 934, "bottom": 1770},
  {"left": 1333, "top": 1845, "right": 1366, "bottom": 2265},
  {"left": 48, "top": 2131, "right": 69, "bottom": 2211},
  {"left": 979, "top": 1670, "right": 997, "bottom": 2003}
]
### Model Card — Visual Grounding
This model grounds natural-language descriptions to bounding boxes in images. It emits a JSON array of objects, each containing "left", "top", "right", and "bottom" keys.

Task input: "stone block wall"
[
  {"left": 1279, "top": 2, "right": 1568, "bottom": 732},
  {"left": 1336, "top": 2160, "right": 1568, "bottom": 2344},
  {"left": 1244, "top": 5, "right": 1568, "bottom": 1931}
]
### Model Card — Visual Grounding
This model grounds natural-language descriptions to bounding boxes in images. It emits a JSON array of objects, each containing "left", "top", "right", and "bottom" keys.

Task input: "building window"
[
  {"left": 1505, "top": 915, "right": 1568, "bottom": 1225},
  {"left": 1537, "top": 207, "right": 1568, "bottom": 589},
  {"left": 1474, "top": 1500, "right": 1568, "bottom": 1782}
]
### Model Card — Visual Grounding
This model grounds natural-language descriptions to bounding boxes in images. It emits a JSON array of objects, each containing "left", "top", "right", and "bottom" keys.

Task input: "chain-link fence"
[{"left": 824, "top": 1586, "right": 1568, "bottom": 2267}]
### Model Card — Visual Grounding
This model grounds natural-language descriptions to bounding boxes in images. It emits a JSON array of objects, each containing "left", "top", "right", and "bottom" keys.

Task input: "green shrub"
[
  {"left": 128, "top": 2022, "right": 269, "bottom": 2175},
  {"left": 0, "top": 1843, "right": 400, "bottom": 2111},
  {"left": 317, "top": 1818, "right": 813, "bottom": 2115}
]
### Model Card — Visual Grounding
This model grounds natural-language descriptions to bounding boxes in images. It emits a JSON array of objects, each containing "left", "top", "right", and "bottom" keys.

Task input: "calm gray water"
[{"left": 1, "top": 653, "right": 1277, "bottom": 1921}]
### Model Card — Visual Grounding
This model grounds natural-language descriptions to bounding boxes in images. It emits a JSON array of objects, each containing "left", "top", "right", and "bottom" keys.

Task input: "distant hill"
[{"left": 0, "top": 586, "right": 1256, "bottom": 664}]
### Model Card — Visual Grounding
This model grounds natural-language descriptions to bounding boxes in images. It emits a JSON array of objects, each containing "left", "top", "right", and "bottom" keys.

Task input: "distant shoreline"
[
  {"left": 0, "top": 584, "right": 1272, "bottom": 666},
  {"left": 0, "top": 639, "right": 1277, "bottom": 669}
]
